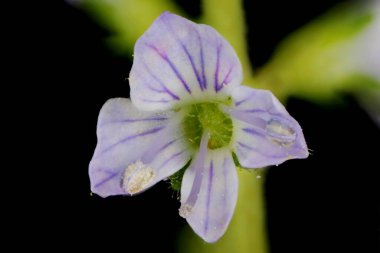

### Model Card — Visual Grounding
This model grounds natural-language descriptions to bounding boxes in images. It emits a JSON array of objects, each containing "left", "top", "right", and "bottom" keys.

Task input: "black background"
[{"left": 57, "top": 0, "right": 380, "bottom": 252}]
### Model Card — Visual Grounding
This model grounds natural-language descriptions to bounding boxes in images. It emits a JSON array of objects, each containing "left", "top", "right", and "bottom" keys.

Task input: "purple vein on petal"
[
  {"left": 145, "top": 43, "right": 191, "bottom": 94},
  {"left": 94, "top": 171, "right": 119, "bottom": 188},
  {"left": 204, "top": 160, "right": 214, "bottom": 234},
  {"left": 196, "top": 30, "right": 207, "bottom": 90},
  {"left": 142, "top": 61, "right": 180, "bottom": 100},
  {"left": 235, "top": 97, "right": 251, "bottom": 107},
  {"left": 236, "top": 145, "right": 247, "bottom": 158},
  {"left": 183, "top": 133, "right": 209, "bottom": 207},
  {"left": 140, "top": 98, "right": 172, "bottom": 103},
  {"left": 222, "top": 157, "right": 228, "bottom": 218},
  {"left": 242, "top": 127, "right": 266, "bottom": 138},
  {"left": 158, "top": 150, "right": 187, "bottom": 170},
  {"left": 214, "top": 44, "right": 222, "bottom": 92},
  {"left": 220, "top": 65, "right": 233, "bottom": 88},
  {"left": 237, "top": 141, "right": 285, "bottom": 159},
  {"left": 100, "top": 117, "right": 168, "bottom": 127},
  {"left": 142, "top": 138, "right": 178, "bottom": 163},
  {"left": 97, "top": 127, "right": 164, "bottom": 157},
  {"left": 145, "top": 80, "right": 166, "bottom": 93},
  {"left": 235, "top": 92, "right": 256, "bottom": 106},
  {"left": 146, "top": 84, "right": 167, "bottom": 94},
  {"left": 161, "top": 19, "right": 204, "bottom": 91},
  {"left": 239, "top": 109, "right": 291, "bottom": 125},
  {"left": 156, "top": 139, "right": 178, "bottom": 155},
  {"left": 242, "top": 108, "right": 270, "bottom": 114},
  {"left": 237, "top": 141, "right": 254, "bottom": 150},
  {"left": 181, "top": 43, "right": 204, "bottom": 91}
]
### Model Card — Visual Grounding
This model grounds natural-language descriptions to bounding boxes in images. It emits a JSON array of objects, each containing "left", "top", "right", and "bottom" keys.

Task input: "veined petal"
[
  {"left": 89, "top": 98, "right": 190, "bottom": 197},
  {"left": 227, "top": 86, "right": 308, "bottom": 168},
  {"left": 180, "top": 146, "right": 238, "bottom": 243},
  {"left": 129, "top": 12, "right": 242, "bottom": 111}
]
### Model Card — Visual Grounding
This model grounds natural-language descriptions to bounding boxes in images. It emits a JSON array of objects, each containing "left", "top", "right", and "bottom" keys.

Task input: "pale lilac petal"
[
  {"left": 180, "top": 146, "right": 238, "bottom": 243},
  {"left": 89, "top": 98, "right": 190, "bottom": 197},
  {"left": 129, "top": 12, "right": 242, "bottom": 111},
  {"left": 227, "top": 86, "right": 308, "bottom": 168}
]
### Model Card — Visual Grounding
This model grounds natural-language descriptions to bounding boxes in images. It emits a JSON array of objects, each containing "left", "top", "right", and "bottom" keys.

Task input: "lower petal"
[
  {"left": 180, "top": 148, "right": 238, "bottom": 243},
  {"left": 89, "top": 98, "right": 190, "bottom": 197}
]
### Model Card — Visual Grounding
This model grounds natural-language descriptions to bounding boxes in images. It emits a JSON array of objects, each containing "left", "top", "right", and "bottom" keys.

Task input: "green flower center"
[{"left": 182, "top": 102, "right": 233, "bottom": 150}]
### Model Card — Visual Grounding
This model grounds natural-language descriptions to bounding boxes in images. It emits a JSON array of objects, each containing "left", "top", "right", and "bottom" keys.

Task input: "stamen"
[
  {"left": 121, "top": 161, "right": 155, "bottom": 195},
  {"left": 179, "top": 132, "right": 209, "bottom": 218},
  {"left": 224, "top": 107, "right": 297, "bottom": 146},
  {"left": 179, "top": 203, "right": 193, "bottom": 218},
  {"left": 265, "top": 119, "right": 296, "bottom": 146}
]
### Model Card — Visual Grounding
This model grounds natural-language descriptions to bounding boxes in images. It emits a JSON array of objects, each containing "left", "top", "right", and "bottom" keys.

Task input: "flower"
[{"left": 89, "top": 12, "right": 308, "bottom": 243}]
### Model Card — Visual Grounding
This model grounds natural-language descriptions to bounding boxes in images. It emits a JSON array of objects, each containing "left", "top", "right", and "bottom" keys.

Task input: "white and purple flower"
[{"left": 89, "top": 12, "right": 308, "bottom": 242}]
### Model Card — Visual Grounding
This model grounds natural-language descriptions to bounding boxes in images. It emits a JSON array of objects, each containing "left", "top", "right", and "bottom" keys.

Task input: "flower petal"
[
  {"left": 129, "top": 12, "right": 242, "bottom": 111},
  {"left": 227, "top": 86, "right": 308, "bottom": 168},
  {"left": 180, "top": 148, "right": 238, "bottom": 243},
  {"left": 89, "top": 98, "right": 190, "bottom": 197}
]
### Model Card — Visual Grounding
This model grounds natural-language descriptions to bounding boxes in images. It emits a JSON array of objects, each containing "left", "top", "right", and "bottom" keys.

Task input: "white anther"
[
  {"left": 122, "top": 161, "right": 155, "bottom": 195},
  {"left": 179, "top": 204, "right": 193, "bottom": 218},
  {"left": 266, "top": 119, "right": 296, "bottom": 146}
]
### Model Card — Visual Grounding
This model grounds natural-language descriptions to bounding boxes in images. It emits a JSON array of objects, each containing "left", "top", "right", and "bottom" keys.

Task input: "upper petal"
[
  {"left": 89, "top": 98, "right": 190, "bottom": 197},
  {"left": 129, "top": 12, "right": 242, "bottom": 111},
  {"left": 227, "top": 86, "right": 308, "bottom": 168},
  {"left": 180, "top": 148, "right": 238, "bottom": 243}
]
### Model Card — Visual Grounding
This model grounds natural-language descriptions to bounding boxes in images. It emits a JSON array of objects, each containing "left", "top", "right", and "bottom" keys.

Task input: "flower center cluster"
[{"left": 182, "top": 103, "right": 233, "bottom": 150}]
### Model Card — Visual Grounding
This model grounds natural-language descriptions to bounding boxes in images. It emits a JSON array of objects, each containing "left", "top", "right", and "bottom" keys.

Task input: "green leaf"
[
  {"left": 249, "top": 2, "right": 377, "bottom": 102},
  {"left": 77, "top": 0, "right": 183, "bottom": 55}
]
